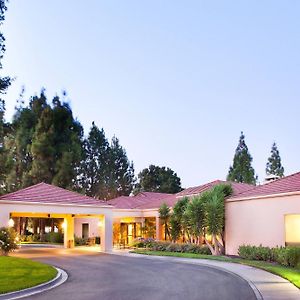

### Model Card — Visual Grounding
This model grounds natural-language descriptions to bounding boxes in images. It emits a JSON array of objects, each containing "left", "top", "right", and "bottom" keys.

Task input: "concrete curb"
[{"left": 0, "top": 267, "right": 68, "bottom": 300}]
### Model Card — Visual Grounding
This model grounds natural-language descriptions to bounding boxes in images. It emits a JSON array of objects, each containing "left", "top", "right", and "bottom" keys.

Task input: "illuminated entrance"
[{"left": 0, "top": 183, "right": 113, "bottom": 251}]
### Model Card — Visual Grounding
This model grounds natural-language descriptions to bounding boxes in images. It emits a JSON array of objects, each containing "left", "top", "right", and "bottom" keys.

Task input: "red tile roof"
[
  {"left": 0, "top": 183, "right": 110, "bottom": 206},
  {"left": 107, "top": 192, "right": 175, "bottom": 209},
  {"left": 108, "top": 181, "right": 255, "bottom": 209},
  {"left": 176, "top": 180, "right": 254, "bottom": 198},
  {"left": 230, "top": 172, "right": 300, "bottom": 199}
]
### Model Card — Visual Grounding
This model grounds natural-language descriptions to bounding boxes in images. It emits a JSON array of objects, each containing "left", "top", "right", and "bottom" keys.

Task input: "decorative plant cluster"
[
  {"left": 238, "top": 245, "right": 300, "bottom": 268},
  {"left": 159, "top": 184, "right": 233, "bottom": 256},
  {"left": 0, "top": 227, "right": 19, "bottom": 256},
  {"left": 131, "top": 238, "right": 211, "bottom": 255}
]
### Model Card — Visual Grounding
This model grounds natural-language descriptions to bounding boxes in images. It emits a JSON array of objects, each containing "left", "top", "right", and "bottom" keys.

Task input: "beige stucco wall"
[
  {"left": 74, "top": 217, "right": 100, "bottom": 238},
  {"left": 225, "top": 193, "right": 300, "bottom": 255}
]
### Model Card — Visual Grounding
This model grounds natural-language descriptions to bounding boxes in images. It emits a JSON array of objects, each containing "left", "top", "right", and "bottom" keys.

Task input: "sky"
[{"left": 1, "top": 1, "right": 300, "bottom": 188}]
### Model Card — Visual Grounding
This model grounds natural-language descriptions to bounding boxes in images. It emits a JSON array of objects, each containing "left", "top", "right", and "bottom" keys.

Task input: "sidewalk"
[{"left": 112, "top": 250, "right": 300, "bottom": 300}]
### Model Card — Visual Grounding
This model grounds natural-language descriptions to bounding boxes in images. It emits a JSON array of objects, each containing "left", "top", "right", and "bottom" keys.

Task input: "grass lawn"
[
  {"left": 0, "top": 256, "right": 57, "bottom": 294},
  {"left": 131, "top": 250, "right": 300, "bottom": 289}
]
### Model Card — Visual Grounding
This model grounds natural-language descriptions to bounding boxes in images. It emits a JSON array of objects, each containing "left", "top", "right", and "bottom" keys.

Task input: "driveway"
[{"left": 13, "top": 247, "right": 256, "bottom": 300}]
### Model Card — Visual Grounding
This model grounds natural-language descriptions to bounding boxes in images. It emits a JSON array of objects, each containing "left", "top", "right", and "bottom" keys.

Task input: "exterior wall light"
[
  {"left": 8, "top": 218, "right": 14, "bottom": 228},
  {"left": 98, "top": 220, "right": 103, "bottom": 227},
  {"left": 62, "top": 221, "right": 67, "bottom": 229}
]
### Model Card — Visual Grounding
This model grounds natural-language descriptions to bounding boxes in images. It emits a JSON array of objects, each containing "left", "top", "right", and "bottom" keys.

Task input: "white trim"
[
  {"left": 227, "top": 191, "right": 300, "bottom": 203},
  {"left": 0, "top": 199, "right": 112, "bottom": 209}
]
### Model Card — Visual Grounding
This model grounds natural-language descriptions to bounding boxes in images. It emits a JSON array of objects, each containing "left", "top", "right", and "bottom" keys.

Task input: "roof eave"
[
  {"left": 227, "top": 191, "right": 300, "bottom": 202},
  {"left": 0, "top": 200, "right": 112, "bottom": 209}
]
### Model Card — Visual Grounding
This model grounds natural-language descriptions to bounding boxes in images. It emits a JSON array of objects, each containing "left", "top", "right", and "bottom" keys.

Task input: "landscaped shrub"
[
  {"left": 183, "top": 243, "right": 211, "bottom": 255},
  {"left": 75, "top": 236, "right": 88, "bottom": 246},
  {"left": 131, "top": 238, "right": 211, "bottom": 255},
  {"left": 130, "top": 238, "right": 155, "bottom": 248},
  {"left": 44, "top": 232, "right": 63, "bottom": 244},
  {"left": 238, "top": 245, "right": 273, "bottom": 261},
  {"left": 0, "top": 227, "right": 19, "bottom": 256},
  {"left": 238, "top": 245, "right": 300, "bottom": 268}
]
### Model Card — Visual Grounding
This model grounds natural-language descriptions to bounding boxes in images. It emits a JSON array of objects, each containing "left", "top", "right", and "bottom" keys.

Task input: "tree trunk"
[
  {"left": 33, "top": 219, "right": 38, "bottom": 235},
  {"left": 212, "top": 234, "right": 220, "bottom": 256},
  {"left": 204, "top": 237, "right": 215, "bottom": 255},
  {"left": 216, "top": 236, "right": 225, "bottom": 255}
]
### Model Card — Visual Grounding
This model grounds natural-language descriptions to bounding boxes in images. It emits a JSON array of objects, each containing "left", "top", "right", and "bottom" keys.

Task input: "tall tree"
[
  {"left": 104, "top": 136, "right": 135, "bottom": 200},
  {"left": 227, "top": 132, "right": 257, "bottom": 184},
  {"left": 5, "top": 92, "right": 48, "bottom": 191},
  {"left": 51, "top": 96, "right": 84, "bottom": 189},
  {"left": 136, "top": 165, "right": 182, "bottom": 193},
  {"left": 266, "top": 142, "right": 284, "bottom": 178},
  {"left": 80, "top": 122, "right": 109, "bottom": 197},
  {"left": 0, "top": 0, "right": 10, "bottom": 98},
  {"left": 30, "top": 106, "right": 55, "bottom": 183},
  {"left": 0, "top": 99, "right": 6, "bottom": 190},
  {"left": 0, "top": 0, "right": 10, "bottom": 192}
]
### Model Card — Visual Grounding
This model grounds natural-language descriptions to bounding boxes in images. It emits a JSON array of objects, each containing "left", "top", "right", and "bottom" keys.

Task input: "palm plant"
[
  {"left": 204, "top": 184, "right": 233, "bottom": 255},
  {"left": 158, "top": 203, "right": 171, "bottom": 240},
  {"left": 184, "top": 195, "right": 205, "bottom": 244},
  {"left": 170, "top": 197, "right": 189, "bottom": 242}
]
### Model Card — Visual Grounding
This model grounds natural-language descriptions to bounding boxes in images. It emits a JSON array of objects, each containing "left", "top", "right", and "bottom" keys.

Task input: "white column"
[
  {"left": 0, "top": 208, "right": 10, "bottom": 227},
  {"left": 100, "top": 212, "right": 113, "bottom": 252},
  {"left": 64, "top": 215, "right": 75, "bottom": 248}
]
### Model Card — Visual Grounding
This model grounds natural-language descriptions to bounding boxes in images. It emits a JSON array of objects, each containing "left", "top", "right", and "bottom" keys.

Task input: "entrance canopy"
[{"left": 0, "top": 183, "right": 113, "bottom": 251}]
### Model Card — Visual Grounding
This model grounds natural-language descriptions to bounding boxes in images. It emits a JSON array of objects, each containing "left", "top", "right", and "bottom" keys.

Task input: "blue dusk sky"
[{"left": 2, "top": 1, "right": 300, "bottom": 188}]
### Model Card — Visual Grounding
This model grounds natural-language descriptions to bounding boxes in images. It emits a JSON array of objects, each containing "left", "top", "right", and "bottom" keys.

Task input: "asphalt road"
[{"left": 13, "top": 247, "right": 256, "bottom": 300}]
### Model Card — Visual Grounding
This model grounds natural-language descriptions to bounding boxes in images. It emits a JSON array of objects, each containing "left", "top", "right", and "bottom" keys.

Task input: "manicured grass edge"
[
  {"left": 0, "top": 256, "right": 58, "bottom": 294},
  {"left": 131, "top": 250, "right": 300, "bottom": 289}
]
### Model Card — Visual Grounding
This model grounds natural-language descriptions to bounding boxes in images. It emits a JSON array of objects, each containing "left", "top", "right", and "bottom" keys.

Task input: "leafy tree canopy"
[{"left": 136, "top": 164, "right": 182, "bottom": 194}]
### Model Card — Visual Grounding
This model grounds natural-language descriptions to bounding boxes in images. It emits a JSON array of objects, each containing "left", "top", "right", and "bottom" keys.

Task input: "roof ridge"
[{"left": 176, "top": 179, "right": 224, "bottom": 194}]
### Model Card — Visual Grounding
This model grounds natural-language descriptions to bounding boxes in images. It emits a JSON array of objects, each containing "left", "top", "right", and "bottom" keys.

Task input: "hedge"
[
  {"left": 238, "top": 245, "right": 300, "bottom": 268},
  {"left": 131, "top": 238, "right": 211, "bottom": 255}
]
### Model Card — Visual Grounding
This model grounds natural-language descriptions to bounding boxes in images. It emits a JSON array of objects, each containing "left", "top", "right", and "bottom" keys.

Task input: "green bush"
[
  {"left": 75, "top": 236, "right": 88, "bottom": 246},
  {"left": 131, "top": 238, "right": 211, "bottom": 255},
  {"left": 0, "top": 227, "right": 19, "bottom": 255},
  {"left": 238, "top": 245, "right": 300, "bottom": 268},
  {"left": 238, "top": 245, "right": 273, "bottom": 261},
  {"left": 44, "top": 232, "right": 63, "bottom": 244}
]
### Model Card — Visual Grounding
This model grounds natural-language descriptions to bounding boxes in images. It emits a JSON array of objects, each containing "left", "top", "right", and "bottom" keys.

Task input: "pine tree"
[
  {"left": 5, "top": 92, "right": 48, "bottom": 191},
  {"left": 80, "top": 122, "right": 109, "bottom": 197},
  {"left": 104, "top": 136, "right": 135, "bottom": 200},
  {"left": 30, "top": 106, "right": 55, "bottom": 183},
  {"left": 266, "top": 142, "right": 284, "bottom": 178},
  {"left": 51, "top": 96, "right": 84, "bottom": 189},
  {"left": 227, "top": 132, "right": 256, "bottom": 184},
  {"left": 0, "top": 99, "right": 6, "bottom": 190},
  {"left": 0, "top": 0, "right": 11, "bottom": 98},
  {"left": 0, "top": 0, "right": 10, "bottom": 192}
]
